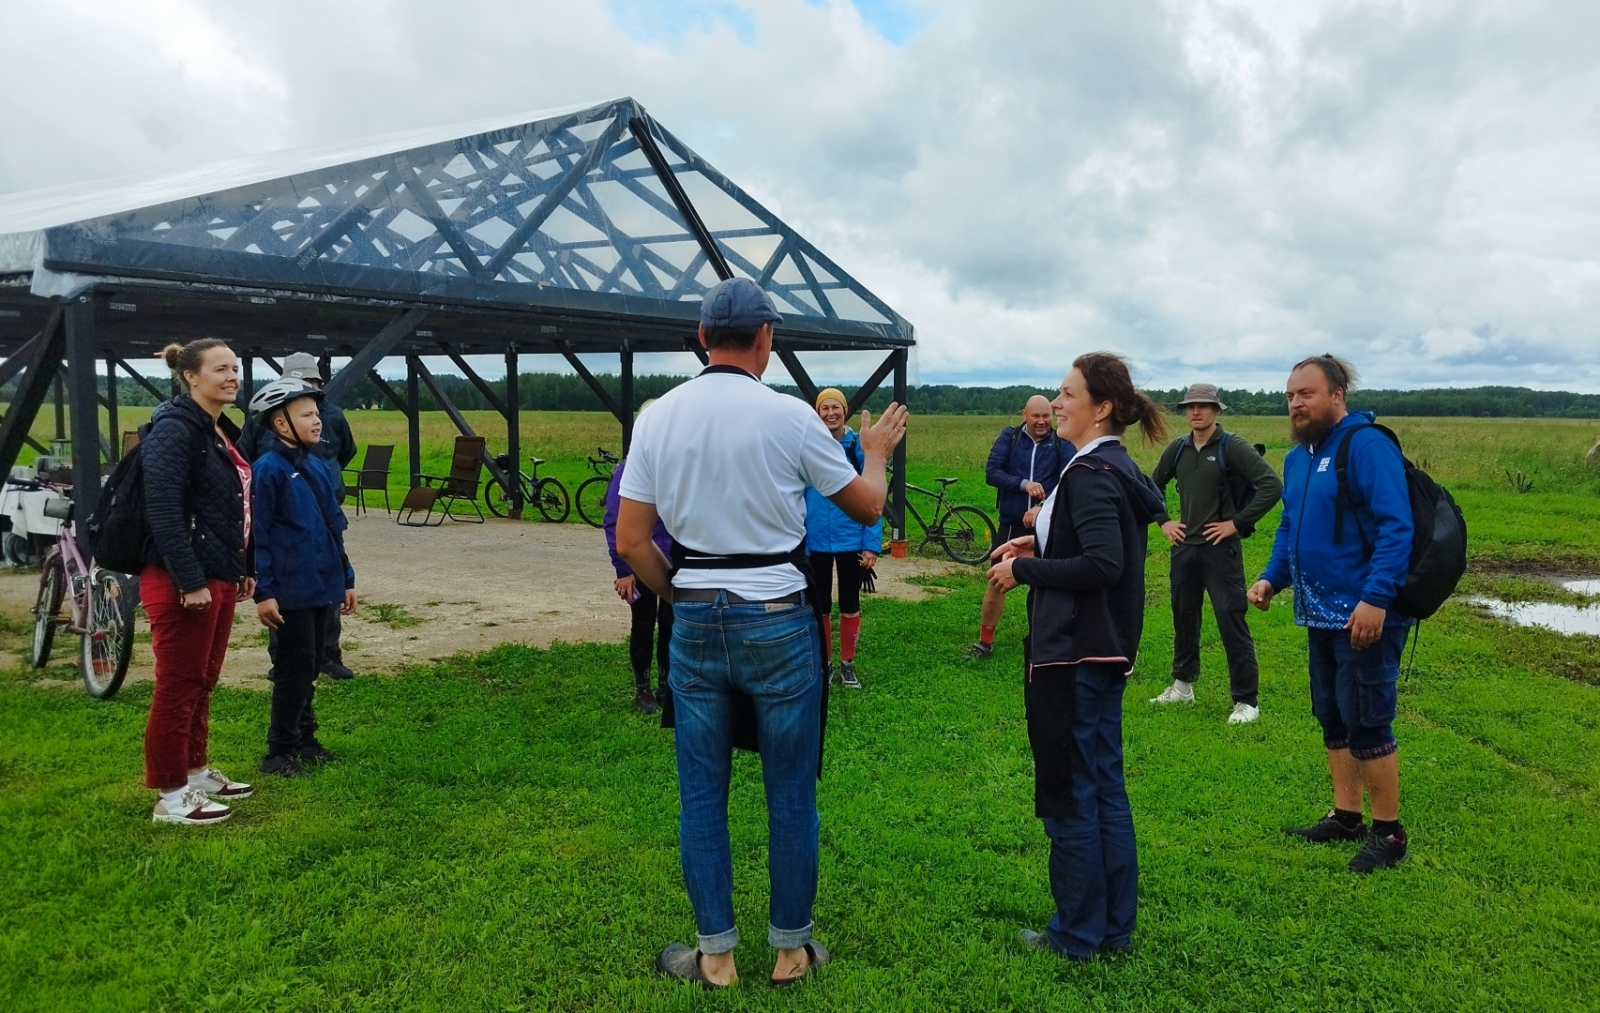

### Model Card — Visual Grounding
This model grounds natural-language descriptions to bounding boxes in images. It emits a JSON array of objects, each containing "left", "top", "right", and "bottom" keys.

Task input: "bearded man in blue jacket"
[{"left": 1248, "top": 355, "right": 1414, "bottom": 873}]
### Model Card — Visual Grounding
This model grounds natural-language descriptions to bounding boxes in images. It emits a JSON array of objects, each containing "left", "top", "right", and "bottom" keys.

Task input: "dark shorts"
[
  {"left": 1307, "top": 625, "right": 1410, "bottom": 760},
  {"left": 993, "top": 522, "right": 1036, "bottom": 552}
]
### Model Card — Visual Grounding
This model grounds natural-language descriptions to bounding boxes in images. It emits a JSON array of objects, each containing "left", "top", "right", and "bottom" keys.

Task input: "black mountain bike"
[
  {"left": 575, "top": 448, "right": 619, "bottom": 528},
  {"left": 486, "top": 454, "right": 570, "bottom": 522},
  {"left": 884, "top": 477, "right": 996, "bottom": 565}
]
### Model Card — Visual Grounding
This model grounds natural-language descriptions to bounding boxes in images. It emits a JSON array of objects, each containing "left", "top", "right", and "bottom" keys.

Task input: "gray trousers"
[{"left": 1170, "top": 540, "right": 1259, "bottom": 706}]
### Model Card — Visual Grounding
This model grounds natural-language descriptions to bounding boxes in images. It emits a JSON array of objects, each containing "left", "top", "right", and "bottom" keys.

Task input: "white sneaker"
[
  {"left": 1228, "top": 703, "right": 1260, "bottom": 724},
  {"left": 192, "top": 767, "right": 254, "bottom": 800},
  {"left": 1150, "top": 682, "right": 1195, "bottom": 704},
  {"left": 153, "top": 787, "right": 233, "bottom": 825}
]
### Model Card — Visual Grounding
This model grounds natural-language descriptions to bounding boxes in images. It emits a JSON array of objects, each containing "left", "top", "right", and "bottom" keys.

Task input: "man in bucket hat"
[{"left": 1148, "top": 383, "right": 1282, "bottom": 723}]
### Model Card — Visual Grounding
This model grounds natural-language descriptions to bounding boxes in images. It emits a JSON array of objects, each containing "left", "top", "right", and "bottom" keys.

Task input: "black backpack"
[
  {"left": 85, "top": 443, "right": 149, "bottom": 574},
  {"left": 1333, "top": 423, "right": 1467, "bottom": 620}
]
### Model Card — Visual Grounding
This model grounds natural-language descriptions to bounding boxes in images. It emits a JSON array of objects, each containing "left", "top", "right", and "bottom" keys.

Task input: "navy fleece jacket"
[{"left": 251, "top": 441, "right": 355, "bottom": 611}]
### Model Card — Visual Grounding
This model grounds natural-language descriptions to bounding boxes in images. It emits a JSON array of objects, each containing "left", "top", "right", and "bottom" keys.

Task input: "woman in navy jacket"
[
  {"left": 988, "top": 353, "right": 1167, "bottom": 961},
  {"left": 604, "top": 403, "right": 677, "bottom": 716},
  {"left": 804, "top": 389, "right": 883, "bottom": 690}
]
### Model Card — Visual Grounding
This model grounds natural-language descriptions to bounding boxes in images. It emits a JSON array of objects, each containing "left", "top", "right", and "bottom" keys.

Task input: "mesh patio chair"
[
  {"left": 398, "top": 435, "right": 487, "bottom": 526},
  {"left": 343, "top": 444, "right": 395, "bottom": 517}
]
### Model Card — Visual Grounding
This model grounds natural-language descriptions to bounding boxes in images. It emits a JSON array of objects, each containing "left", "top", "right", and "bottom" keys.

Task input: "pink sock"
[{"left": 840, "top": 615, "right": 861, "bottom": 662}]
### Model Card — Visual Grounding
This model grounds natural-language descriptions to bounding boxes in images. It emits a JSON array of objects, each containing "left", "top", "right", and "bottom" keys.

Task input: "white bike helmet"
[{"left": 248, "top": 377, "right": 323, "bottom": 417}]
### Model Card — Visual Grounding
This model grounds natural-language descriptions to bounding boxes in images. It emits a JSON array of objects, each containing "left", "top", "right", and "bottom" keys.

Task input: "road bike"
[
  {"left": 575, "top": 447, "right": 620, "bottom": 528},
  {"left": 22, "top": 484, "right": 138, "bottom": 698},
  {"left": 485, "top": 454, "right": 570, "bottom": 522},
  {"left": 883, "top": 476, "right": 996, "bottom": 565}
]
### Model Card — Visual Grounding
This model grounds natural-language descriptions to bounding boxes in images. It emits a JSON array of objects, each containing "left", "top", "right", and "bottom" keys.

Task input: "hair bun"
[{"left": 160, "top": 343, "right": 184, "bottom": 369}]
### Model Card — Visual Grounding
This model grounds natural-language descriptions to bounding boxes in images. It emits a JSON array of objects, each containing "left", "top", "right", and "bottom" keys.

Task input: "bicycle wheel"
[
  {"left": 485, "top": 477, "right": 514, "bottom": 518},
  {"left": 81, "top": 569, "right": 135, "bottom": 699},
  {"left": 576, "top": 476, "right": 609, "bottom": 528},
  {"left": 30, "top": 556, "right": 63, "bottom": 669},
  {"left": 534, "top": 478, "right": 570, "bottom": 522},
  {"left": 938, "top": 505, "right": 996, "bottom": 565}
]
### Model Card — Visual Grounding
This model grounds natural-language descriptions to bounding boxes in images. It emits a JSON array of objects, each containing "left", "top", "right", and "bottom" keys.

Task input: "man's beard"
[{"left": 1289, "top": 411, "right": 1336, "bottom": 448}]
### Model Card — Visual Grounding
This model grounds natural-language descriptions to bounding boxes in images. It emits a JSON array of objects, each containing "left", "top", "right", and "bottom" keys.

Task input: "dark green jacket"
[{"left": 1150, "top": 429, "right": 1282, "bottom": 541}]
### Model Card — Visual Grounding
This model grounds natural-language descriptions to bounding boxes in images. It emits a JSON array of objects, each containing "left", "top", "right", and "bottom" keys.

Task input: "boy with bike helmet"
[{"left": 247, "top": 377, "right": 358, "bottom": 778}]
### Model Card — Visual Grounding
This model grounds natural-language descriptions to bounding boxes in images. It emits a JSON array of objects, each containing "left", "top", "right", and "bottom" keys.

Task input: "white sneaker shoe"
[
  {"left": 153, "top": 787, "right": 233, "bottom": 825},
  {"left": 192, "top": 767, "right": 254, "bottom": 800},
  {"left": 1150, "top": 682, "right": 1195, "bottom": 704},
  {"left": 1228, "top": 703, "right": 1260, "bottom": 724}
]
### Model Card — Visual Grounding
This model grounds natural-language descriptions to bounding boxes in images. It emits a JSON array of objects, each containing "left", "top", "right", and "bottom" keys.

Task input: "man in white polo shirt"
[{"left": 617, "top": 277, "right": 907, "bottom": 988}]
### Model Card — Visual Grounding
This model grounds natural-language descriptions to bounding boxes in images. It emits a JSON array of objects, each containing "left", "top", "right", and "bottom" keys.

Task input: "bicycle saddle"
[
  {"left": 936, "top": 477, "right": 959, "bottom": 487},
  {"left": 529, "top": 457, "right": 546, "bottom": 466}
]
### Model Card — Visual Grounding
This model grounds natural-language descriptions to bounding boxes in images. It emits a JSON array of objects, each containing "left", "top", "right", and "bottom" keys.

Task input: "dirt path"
[{"left": 0, "top": 514, "right": 966, "bottom": 688}]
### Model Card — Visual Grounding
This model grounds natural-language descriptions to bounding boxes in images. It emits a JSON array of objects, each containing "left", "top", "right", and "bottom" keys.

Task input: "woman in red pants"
[{"left": 141, "top": 338, "right": 256, "bottom": 825}]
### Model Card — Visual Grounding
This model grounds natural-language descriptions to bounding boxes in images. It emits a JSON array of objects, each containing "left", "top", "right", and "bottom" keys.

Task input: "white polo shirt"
[{"left": 619, "top": 367, "right": 862, "bottom": 598}]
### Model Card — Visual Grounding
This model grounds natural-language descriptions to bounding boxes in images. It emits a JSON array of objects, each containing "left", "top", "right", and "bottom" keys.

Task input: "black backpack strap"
[
  {"left": 671, "top": 541, "right": 810, "bottom": 570},
  {"left": 1332, "top": 425, "right": 1375, "bottom": 553}
]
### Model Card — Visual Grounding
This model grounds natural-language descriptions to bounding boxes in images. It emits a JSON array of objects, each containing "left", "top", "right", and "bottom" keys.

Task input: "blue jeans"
[
  {"left": 669, "top": 593, "right": 823, "bottom": 954},
  {"left": 1033, "top": 663, "right": 1138, "bottom": 959},
  {"left": 1307, "top": 625, "right": 1409, "bottom": 760}
]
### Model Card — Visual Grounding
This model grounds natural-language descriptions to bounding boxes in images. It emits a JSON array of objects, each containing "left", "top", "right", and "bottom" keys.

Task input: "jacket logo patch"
[
  {"left": 1206, "top": 455, "right": 1216, "bottom": 461},
  {"left": 1317, "top": 457, "right": 1331, "bottom": 473}
]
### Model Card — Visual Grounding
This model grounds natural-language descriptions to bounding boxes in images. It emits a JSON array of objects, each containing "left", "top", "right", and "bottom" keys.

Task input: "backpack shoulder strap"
[{"left": 1332, "top": 423, "right": 1373, "bottom": 549}]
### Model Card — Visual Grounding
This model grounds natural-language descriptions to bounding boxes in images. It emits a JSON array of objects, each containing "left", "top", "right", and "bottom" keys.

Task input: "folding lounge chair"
[
  {"left": 343, "top": 444, "right": 395, "bottom": 517},
  {"left": 398, "top": 435, "right": 487, "bottom": 526}
]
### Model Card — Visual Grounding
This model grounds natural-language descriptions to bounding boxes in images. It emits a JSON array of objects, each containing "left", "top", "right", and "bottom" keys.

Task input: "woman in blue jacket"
[
  {"left": 247, "top": 378, "right": 357, "bottom": 778},
  {"left": 805, "top": 389, "right": 883, "bottom": 689}
]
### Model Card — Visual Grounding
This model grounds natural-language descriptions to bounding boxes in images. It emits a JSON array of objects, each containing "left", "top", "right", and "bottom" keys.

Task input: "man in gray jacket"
[{"left": 1149, "top": 384, "right": 1282, "bottom": 723}]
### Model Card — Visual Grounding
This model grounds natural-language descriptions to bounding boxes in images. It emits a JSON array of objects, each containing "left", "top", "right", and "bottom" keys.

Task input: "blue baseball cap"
[{"left": 700, "top": 277, "right": 783, "bottom": 329}]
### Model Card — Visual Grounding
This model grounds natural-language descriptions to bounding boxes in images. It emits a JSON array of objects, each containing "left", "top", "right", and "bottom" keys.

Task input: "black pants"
[
  {"left": 810, "top": 552, "right": 863, "bottom": 615},
  {"left": 1170, "top": 540, "right": 1259, "bottom": 705},
  {"left": 267, "top": 606, "right": 327, "bottom": 756},
  {"left": 267, "top": 604, "right": 343, "bottom": 672},
  {"left": 630, "top": 585, "right": 673, "bottom": 693}
]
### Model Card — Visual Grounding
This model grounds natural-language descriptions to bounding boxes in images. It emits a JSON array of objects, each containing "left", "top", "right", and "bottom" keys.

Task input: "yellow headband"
[{"left": 815, "top": 387, "right": 848, "bottom": 411}]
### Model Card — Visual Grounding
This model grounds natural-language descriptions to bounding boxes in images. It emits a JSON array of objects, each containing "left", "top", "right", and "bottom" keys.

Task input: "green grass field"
[{"left": 3, "top": 411, "right": 1599, "bottom": 1011}]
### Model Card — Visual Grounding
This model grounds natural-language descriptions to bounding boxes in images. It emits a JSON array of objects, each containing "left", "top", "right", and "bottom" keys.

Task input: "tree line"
[{"left": 5, "top": 374, "right": 1598, "bottom": 418}]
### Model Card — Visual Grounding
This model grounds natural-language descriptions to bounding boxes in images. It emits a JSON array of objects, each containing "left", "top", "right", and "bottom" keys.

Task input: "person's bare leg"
[
  {"left": 1328, "top": 748, "right": 1363, "bottom": 813},
  {"left": 772, "top": 947, "right": 810, "bottom": 981},
  {"left": 980, "top": 583, "right": 1006, "bottom": 630},
  {"left": 1360, "top": 753, "right": 1400, "bottom": 822},
  {"left": 699, "top": 951, "right": 737, "bottom": 986}
]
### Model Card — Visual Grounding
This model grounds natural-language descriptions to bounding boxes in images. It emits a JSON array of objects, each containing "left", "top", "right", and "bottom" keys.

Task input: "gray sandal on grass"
[
  {"left": 656, "top": 943, "right": 727, "bottom": 989},
  {"left": 770, "top": 940, "right": 831, "bottom": 987}
]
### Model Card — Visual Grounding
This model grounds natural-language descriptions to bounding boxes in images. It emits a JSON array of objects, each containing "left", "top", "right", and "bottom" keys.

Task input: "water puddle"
[{"left": 1468, "top": 579, "right": 1600, "bottom": 637}]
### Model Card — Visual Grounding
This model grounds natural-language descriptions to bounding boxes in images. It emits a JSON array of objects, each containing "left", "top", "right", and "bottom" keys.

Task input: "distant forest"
[{"left": 7, "top": 374, "right": 1600, "bottom": 419}]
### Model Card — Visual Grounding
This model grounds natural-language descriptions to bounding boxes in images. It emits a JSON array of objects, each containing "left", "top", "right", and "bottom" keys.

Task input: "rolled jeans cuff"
[
  {"left": 697, "top": 926, "right": 739, "bottom": 955},
  {"left": 769, "top": 920, "right": 814, "bottom": 950},
  {"left": 1351, "top": 740, "right": 1398, "bottom": 761}
]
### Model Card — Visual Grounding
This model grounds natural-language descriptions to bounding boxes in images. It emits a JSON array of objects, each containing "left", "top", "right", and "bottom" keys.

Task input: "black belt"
[{"left": 673, "top": 588, "right": 805, "bottom": 606}]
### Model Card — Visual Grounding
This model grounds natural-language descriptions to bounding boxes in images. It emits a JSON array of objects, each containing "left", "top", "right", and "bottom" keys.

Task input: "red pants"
[{"left": 141, "top": 566, "right": 238, "bottom": 790}]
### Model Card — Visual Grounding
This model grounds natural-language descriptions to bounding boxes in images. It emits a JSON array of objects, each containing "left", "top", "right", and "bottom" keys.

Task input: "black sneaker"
[
  {"left": 1348, "top": 830, "right": 1408, "bottom": 873},
  {"left": 259, "top": 753, "right": 310, "bottom": 778},
  {"left": 322, "top": 661, "right": 355, "bottom": 681},
  {"left": 633, "top": 688, "right": 660, "bottom": 715},
  {"left": 962, "top": 642, "right": 994, "bottom": 661},
  {"left": 1283, "top": 810, "right": 1366, "bottom": 843},
  {"left": 299, "top": 741, "right": 341, "bottom": 765},
  {"left": 839, "top": 661, "right": 861, "bottom": 689}
]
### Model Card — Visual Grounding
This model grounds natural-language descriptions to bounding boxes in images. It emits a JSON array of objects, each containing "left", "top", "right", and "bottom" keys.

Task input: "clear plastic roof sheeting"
[{"left": 0, "top": 98, "right": 911, "bottom": 345}]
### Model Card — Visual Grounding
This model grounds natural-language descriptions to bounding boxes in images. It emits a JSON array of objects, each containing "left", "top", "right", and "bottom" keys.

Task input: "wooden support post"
[
  {"left": 412, "top": 359, "right": 513, "bottom": 493},
  {"left": 889, "top": 349, "right": 909, "bottom": 557},
  {"left": 505, "top": 346, "right": 522, "bottom": 519},
  {"left": 620, "top": 341, "right": 635, "bottom": 454},
  {"left": 0, "top": 306, "right": 65, "bottom": 477},
  {"left": 53, "top": 373, "right": 66, "bottom": 443},
  {"left": 105, "top": 357, "right": 119, "bottom": 462},
  {"left": 241, "top": 355, "right": 254, "bottom": 411},
  {"left": 406, "top": 354, "right": 422, "bottom": 489},
  {"left": 64, "top": 297, "right": 103, "bottom": 525}
]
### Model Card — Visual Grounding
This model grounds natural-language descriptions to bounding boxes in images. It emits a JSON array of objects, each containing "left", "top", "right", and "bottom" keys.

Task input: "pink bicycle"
[{"left": 25, "top": 485, "right": 137, "bottom": 698}]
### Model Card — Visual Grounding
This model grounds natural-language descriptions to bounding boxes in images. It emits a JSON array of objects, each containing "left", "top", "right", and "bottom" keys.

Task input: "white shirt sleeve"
[
  {"left": 616, "top": 417, "right": 657, "bottom": 504},
  {"left": 795, "top": 410, "right": 861, "bottom": 497}
]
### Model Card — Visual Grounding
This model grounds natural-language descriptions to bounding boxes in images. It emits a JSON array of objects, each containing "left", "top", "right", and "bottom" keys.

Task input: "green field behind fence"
[{"left": 3, "top": 411, "right": 1600, "bottom": 1011}]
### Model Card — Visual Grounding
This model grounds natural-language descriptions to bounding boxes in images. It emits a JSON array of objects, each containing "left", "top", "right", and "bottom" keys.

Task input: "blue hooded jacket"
[
  {"left": 803, "top": 428, "right": 883, "bottom": 554},
  {"left": 251, "top": 441, "right": 355, "bottom": 612},
  {"left": 1260, "top": 411, "right": 1414, "bottom": 629}
]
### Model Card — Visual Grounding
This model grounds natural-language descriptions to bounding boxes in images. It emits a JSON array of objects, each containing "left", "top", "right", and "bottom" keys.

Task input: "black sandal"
[
  {"left": 770, "top": 941, "right": 831, "bottom": 987},
  {"left": 656, "top": 943, "right": 730, "bottom": 990}
]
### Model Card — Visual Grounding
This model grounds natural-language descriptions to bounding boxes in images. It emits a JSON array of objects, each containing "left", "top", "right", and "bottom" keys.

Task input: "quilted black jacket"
[{"left": 142, "top": 396, "right": 251, "bottom": 592}]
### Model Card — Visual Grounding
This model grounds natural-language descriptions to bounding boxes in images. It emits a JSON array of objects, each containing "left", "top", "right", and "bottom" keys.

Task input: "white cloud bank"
[{"left": 2, "top": 0, "right": 1597, "bottom": 391}]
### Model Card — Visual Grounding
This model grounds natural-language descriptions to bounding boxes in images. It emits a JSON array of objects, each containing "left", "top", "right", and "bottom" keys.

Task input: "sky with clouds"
[{"left": 1, "top": 0, "right": 1597, "bottom": 391}]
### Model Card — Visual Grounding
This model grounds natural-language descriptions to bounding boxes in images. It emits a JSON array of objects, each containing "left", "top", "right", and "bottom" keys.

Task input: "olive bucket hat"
[{"left": 1175, "top": 383, "right": 1227, "bottom": 410}]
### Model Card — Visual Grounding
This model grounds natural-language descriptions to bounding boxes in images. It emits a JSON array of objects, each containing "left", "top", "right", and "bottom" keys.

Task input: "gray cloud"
[{"left": 2, "top": 0, "right": 1597, "bottom": 391}]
